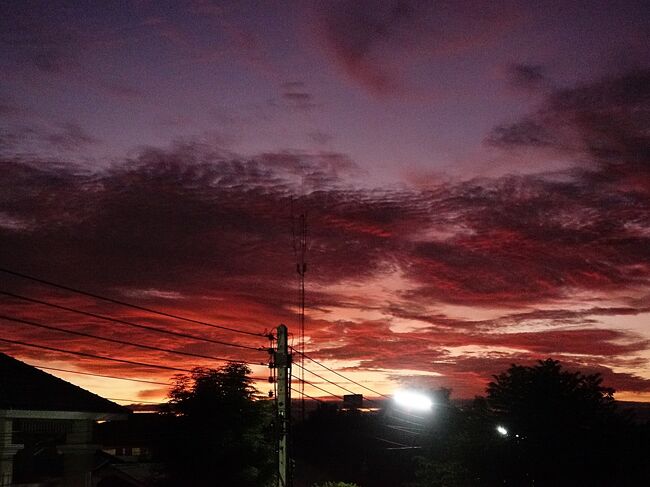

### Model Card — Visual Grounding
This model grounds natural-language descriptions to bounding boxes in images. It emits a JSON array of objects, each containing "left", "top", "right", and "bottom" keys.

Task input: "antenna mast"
[{"left": 292, "top": 205, "right": 307, "bottom": 421}]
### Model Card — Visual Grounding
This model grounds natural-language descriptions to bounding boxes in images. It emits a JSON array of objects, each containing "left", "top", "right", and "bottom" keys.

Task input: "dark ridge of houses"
[{"left": 0, "top": 352, "right": 128, "bottom": 415}]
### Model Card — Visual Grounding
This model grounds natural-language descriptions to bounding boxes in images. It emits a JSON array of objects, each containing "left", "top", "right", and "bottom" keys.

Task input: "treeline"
[
  {"left": 294, "top": 359, "right": 650, "bottom": 487},
  {"left": 104, "top": 360, "right": 649, "bottom": 486}
]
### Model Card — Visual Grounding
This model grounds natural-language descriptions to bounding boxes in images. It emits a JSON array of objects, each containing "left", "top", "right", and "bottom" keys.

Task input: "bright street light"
[
  {"left": 496, "top": 425, "right": 508, "bottom": 436},
  {"left": 393, "top": 390, "right": 433, "bottom": 412}
]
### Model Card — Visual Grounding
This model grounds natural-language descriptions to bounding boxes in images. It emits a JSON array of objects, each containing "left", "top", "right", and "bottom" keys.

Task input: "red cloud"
[{"left": 1, "top": 67, "right": 649, "bottom": 397}]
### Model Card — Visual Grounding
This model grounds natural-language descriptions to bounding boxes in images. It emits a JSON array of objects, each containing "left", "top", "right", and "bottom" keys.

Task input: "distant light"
[
  {"left": 393, "top": 390, "right": 433, "bottom": 412},
  {"left": 496, "top": 425, "right": 508, "bottom": 436}
]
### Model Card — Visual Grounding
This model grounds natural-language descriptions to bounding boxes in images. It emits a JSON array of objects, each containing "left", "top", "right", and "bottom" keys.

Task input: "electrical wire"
[
  {"left": 0, "top": 337, "right": 196, "bottom": 372},
  {"left": 3, "top": 346, "right": 269, "bottom": 411},
  {"left": 36, "top": 364, "right": 267, "bottom": 388},
  {"left": 294, "top": 361, "right": 384, "bottom": 407},
  {"left": 290, "top": 387, "right": 325, "bottom": 404},
  {"left": 105, "top": 397, "right": 164, "bottom": 404},
  {"left": 0, "top": 291, "right": 262, "bottom": 351},
  {"left": 35, "top": 366, "right": 170, "bottom": 385},
  {"left": 296, "top": 362, "right": 428, "bottom": 424},
  {"left": 0, "top": 267, "right": 266, "bottom": 338},
  {"left": 0, "top": 270, "right": 406, "bottom": 421},
  {"left": 385, "top": 411, "right": 429, "bottom": 427},
  {"left": 383, "top": 424, "right": 424, "bottom": 435},
  {"left": 293, "top": 362, "right": 358, "bottom": 396},
  {"left": 0, "top": 314, "right": 266, "bottom": 366},
  {"left": 291, "top": 347, "right": 389, "bottom": 398},
  {"left": 373, "top": 436, "right": 414, "bottom": 448},
  {"left": 385, "top": 446, "right": 422, "bottom": 450},
  {"left": 292, "top": 377, "right": 345, "bottom": 401}
]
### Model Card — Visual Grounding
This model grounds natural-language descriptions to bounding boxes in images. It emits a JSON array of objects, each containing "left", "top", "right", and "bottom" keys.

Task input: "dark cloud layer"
[
  {"left": 1, "top": 121, "right": 99, "bottom": 156},
  {"left": 276, "top": 82, "right": 319, "bottom": 111},
  {"left": 1, "top": 68, "right": 649, "bottom": 397},
  {"left": 506, "top": 63, "right": 547, "bottom": 91},
  {"left": 0, "top": 3, "right": 81, "bottom": 73},
  {"left": 316, "top": 0, "right": 519, "bottom": 95},
  {"left": 489, "top": 69, "right": 650, "bottom": 175}
]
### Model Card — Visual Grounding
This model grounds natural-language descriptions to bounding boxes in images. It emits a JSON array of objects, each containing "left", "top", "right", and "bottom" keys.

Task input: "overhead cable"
[
  {"left": 0, "top": 267, "right": 266, "bottom": 337},
  {"left": 36, "top": 366, "right": 169, "bottom": 385},
  {"left": 0, "top": 314, "right": 265, "bottom": 366},
  {"left": 0, "top": 291, "right": 262, "bottom": 351},
  {"left": 290, "top": 387, "right": 325, "bottom": 404},
  {"left": 293, "top": 362, "right": 358, "bottom": 396},
  {"left": 293, "top": 377, "right": 345, "bottom": 401},
  {"left": 105, "top": 397, "right": 164, "bottom": 404},
  {"left": 37, "top": 364, "right": 267, "bottom": 386},
  {"left": 0, "top": 337, "right": 194, "bottom": 372},
  {"left": 292, "top": 347, "right": 389, "bottom": 398}
]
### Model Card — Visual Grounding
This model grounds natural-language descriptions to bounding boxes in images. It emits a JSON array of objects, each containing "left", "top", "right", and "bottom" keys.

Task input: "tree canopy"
[
  {"left": 168, "top": 363, "right": 260, "bottom": 417},
  {"left": 156, "top": 364, "right": 274, "bottom": 486},
  {"left": 487, "top": 358, "right": 615, "bottom": 429},
  {"left": 483, "top": 359, "right": 621, "bottom": 485},
  {"left": 411, "top": 359, "right": 648, "bottom": 487}
]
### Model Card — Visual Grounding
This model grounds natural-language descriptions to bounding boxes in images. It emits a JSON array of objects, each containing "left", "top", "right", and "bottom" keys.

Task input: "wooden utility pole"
[{"left": 275, "top": 324, "right": 292, "bottom": 487}]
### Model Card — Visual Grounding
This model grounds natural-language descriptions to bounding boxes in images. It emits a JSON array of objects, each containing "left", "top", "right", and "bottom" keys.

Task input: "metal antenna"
[{"left": 292, "top": 197, "right": 308, "bottom": 422}]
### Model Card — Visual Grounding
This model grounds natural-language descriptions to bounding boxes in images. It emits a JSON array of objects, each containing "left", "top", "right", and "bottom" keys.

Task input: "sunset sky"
[{"left": 1, "top": 0, "right": 649, "bottom": 404}]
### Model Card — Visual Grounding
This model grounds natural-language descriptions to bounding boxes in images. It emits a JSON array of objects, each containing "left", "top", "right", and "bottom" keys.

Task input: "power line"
[
  {"left": 36, "top": 366, "right": 169, "bottom": 385},
  {"left": 105, "top": 397, "right": 164, "bottom": 405},
  {"left": 0, "top": 267, "right": 266, "bottom": 338},
  {"left": 385, "top": 411, "right": 429, "bottom": 427},
  {"left": 383, "top": 424, "right": 424, "bottom": 435},
  {"left": 295, "top": 365, "right": 384, "bottom": 407},
  {"left": 290, "top": 387, "right": 325, "bottom": 404},
  {"left": 0, "top": 337, "right": 194, "bottom": 372},
  {"left": 0, "top": 314, "right": 265, "bottom": 366},
  {"left": 0, "top": 338, "right": 267, "bottom": 385},
  {"left": 373, "top": 436, "right": 416, "bottom": 449},
  {"left": 292, "top": 348, "right": 389, "bottom": 399},
  {"left": 293, "top": 377, "right": 345, "bottom": 401},
  {"left": 0, "top": 291, "right": 262, "bottom": 352},
  {"left": 292, "top": 354, "right": 385, "bottom": 408},
  {"left": 293, "top": 362, "right": 358, "bottom": 396},
  {"left": 37, "top": 364, "right": 268, "bottom": 385}
]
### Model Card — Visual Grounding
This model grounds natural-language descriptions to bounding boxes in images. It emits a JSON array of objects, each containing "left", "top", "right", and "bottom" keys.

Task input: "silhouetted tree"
[
  {"left": 487, "top": 358, "right": 615, "bottom": 426},
  {"left": 483, "top": 359, "right": 619, "bottom": 485},
  {"left": 412, "top": 359, "right": 649, "bottom": 486},
  {"left": 155, "top": 364, "right": 274, "bottom": 486},
  {"left": 295, "top": 405, "right": 373, "bottom": 486}
]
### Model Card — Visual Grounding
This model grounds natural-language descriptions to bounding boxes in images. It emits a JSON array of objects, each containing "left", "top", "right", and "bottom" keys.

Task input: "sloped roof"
[{"left": 0, "top": 353, "right": 128, "bottom": 414}]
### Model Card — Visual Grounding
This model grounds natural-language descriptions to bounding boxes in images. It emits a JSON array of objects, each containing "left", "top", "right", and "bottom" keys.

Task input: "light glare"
[
  {"left": 496, "top": 425, "right": 508, "bottom": 436},
  {"left": 393, "top": 390, "right": 433, "bottom": 412}
]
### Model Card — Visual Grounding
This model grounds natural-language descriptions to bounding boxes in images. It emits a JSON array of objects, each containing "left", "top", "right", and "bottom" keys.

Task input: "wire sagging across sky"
[
  {"left": 0, "top": 314, "right": 267, "bottom": 366},
  {"left": 0, "top": 267, "right": 267, "bottom": 338},
  {"left": 0, "top": 290, "right": 262, "bottom": 351}
]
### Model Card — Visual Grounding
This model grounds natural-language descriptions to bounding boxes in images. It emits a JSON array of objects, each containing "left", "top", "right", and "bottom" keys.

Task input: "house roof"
[{"left": 0, "top": 353, "right": 129, "bottom": 415}]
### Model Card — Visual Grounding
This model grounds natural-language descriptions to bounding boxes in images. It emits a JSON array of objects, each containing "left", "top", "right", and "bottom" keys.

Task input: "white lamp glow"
[
  {"left": 393, "top": 390, "right": 433, "bottom": 412},
  {"left": 496, "top": 425, "right": 508, "bottom": 436}
]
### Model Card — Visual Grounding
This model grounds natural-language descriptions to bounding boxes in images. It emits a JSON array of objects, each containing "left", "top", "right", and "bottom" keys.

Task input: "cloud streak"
[{"left": 315, "top": 0, "right": 520, "bottom": 95}]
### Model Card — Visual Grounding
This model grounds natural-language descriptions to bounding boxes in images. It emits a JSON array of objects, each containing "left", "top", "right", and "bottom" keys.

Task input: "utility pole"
[{"left": 275, "top": 324, "right": 292, "bottom": 487}]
